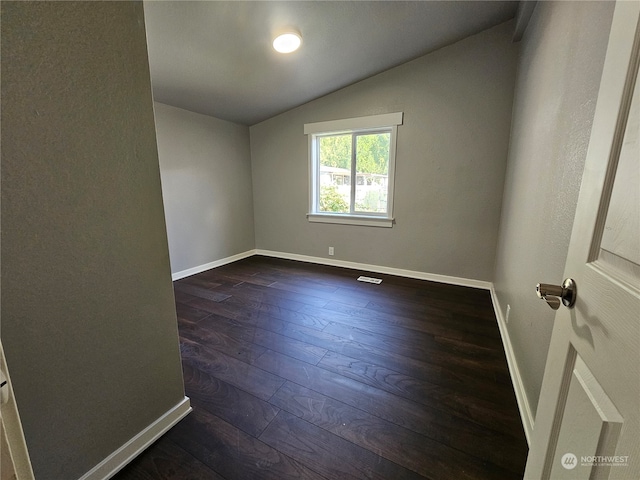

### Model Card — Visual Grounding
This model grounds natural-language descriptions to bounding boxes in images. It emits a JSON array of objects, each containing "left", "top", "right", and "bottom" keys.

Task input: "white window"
[{"left": 305, "top": 112, "right": 402, "bottom": 227}]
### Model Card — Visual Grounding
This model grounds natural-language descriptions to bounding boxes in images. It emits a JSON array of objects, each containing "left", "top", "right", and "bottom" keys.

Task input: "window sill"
[{"left": 307, "top": 213, "right": 394, "bottom": 228}]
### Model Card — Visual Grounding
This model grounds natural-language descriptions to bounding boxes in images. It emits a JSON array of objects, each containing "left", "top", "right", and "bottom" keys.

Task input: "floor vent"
[{"left": 357, "top": 276, "right": 382, "bottom": 284}]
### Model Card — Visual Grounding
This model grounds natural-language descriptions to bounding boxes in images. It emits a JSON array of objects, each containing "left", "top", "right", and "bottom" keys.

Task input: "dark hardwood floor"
[{"left": 114, "top": 255, "right": 528, "bottom": 479}]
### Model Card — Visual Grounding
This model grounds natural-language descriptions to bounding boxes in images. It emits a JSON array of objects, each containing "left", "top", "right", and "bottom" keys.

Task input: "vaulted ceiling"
[{"left": 143, "top": 1, "right": 518, "bottom": 126}]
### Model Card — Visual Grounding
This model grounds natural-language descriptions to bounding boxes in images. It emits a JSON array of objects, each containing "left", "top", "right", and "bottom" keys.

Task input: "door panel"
[
  {"left": 547, "top": 352, "right": 624, "bottom": 479},
  {"left": 525, "top": 3, "right": 640, "bottom": 479},
  {"left": 599, "top": 64, "right": 640, "bottom": 285}
]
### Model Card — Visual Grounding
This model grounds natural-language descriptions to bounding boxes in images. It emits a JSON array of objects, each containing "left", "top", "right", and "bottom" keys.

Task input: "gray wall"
[
  {"left": 493, "top": 1, "right": 614, "bottom": 419},
  {"left": 153, "top": 102, "right": 255, "bottom": 276},
  {"left": 1, "top": 3, "right": 186, "bottom": 479},
  {"left": 250, "top": 21, "right": 518, "bottom": 281}
]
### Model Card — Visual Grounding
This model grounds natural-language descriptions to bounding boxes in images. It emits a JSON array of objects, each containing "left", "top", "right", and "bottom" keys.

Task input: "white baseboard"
[
  {"left": 78, "top": 397, "right": 192, "bottom": 480},
  {"left": 489, "top": 287, "right": 534, "bottom": 445},
  {"left": 171, "top": 250, "right": 255, "bottom": 281},
  {"left": 255, "top": 249, "right": 492, "bottom": 290},
  {"left": 172, "top": 249, "right": 491, "bottom": 290}
]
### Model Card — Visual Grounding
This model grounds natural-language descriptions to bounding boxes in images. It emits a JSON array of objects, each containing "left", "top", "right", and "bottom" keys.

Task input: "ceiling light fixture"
[{"left": 273, "top": 30, "right": 302, "bottom": 54}]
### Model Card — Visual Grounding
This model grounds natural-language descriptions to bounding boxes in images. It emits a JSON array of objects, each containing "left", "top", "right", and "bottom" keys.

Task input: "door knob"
[{"left": 536, "top": 278, "right": 576, "bottom": 310}]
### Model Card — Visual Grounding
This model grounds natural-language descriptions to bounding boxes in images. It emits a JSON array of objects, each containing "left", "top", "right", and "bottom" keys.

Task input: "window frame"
[{"left": 304, "top": 112, "right": 403, "bottom": 228}]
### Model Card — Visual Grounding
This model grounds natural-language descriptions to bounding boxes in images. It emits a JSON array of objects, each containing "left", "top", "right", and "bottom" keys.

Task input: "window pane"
[
  {"left": 355, "top": 133, "right": 390, "bottom": 213},
  {"left": 318, "top": 135, "right": 351, "bottom": 213}
]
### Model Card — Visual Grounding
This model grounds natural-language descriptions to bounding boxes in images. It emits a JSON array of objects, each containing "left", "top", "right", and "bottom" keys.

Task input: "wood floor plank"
[
  {"left": 320, "top": 307, "right": 502, "bottom": 349},
  {"left": 262, "top": 273, "right": 375, "bottom": 308},
  {"left": 254, "top": 328, "right": 327, "bottom": 365},
  {"left": 317, "top": 350, "right": 523, "bottom": 436},
  {"left": 252, "top": 348, "right": 425, "bottom": 431},
  {"left": 265, "top": 279, "right": 341, "bottom": 299},
  {"left": 167, "top": 408, "right": 327, "bottom": 480},
  {"left": 324, "top": 274, "right": 496, "bottom": 320},
  {"left": 175, "top": 302, "right": 213, "bottom": 323},
  {"left": 322, "top": 315, "right": 504, "bottom": 359},
  {"left": 197, "top": 314, "right": 328, "bottom": 365},
  {"left": 222, "top": 291, "right": 310, "bottom": 314},
  {"left": 202, "top": 269, "right": 280, "bottom": 287},
  {"left": 322, "top": 322, "right": 510, "bottom": 381},
  {"left": 331, "top": 299, "right": 501, "bottom": 338},
  {"left": 182, "top": 360, "right": 280, "bottom": 437},
  {"left": 259, "top": 411, "right": 426, "bottom": 480},
  {"left": 188, "top": 295, "right": 331, "bottom": 331},
  {"left": 198, "top": 311, "right": 288, "bottom": 339},
  {"left": 186, "top": 296, "right": 265, "bottom": 322},
  {"left": 413, "top": 291, "right": 498, "bottom": 320},
  {"left": 270, "top": 381, "right": 524, "bottom": 479},
  {"left": 252, "top": 349, "right": 526, "bottom": 469},
  {"left": 301, "top": 303, "right": 502, "bottom": 346},
  {"left": 218, "top": 283, "right": 328, "bottom": 307},
  {"left": 173, "top": 290, "right": 200, "bottom": 306},
  {"left": 177, "top": 275, "right": 223, "bottom": 290},
  {"left": 179, "top": 337, "right": 285, "bottom": 401},
  {"left": 173, "top": 281, "right": 232, "bottom": 302},
  {"left": 273, "top": 321, "right": 514, "bottom": 404},
  {"left": 253, "top": 328, "right": 328, "bottom": 365},
  {"left": 250, "top": 268, "right": 347, "bottom": 291},
  {"left": 257, "top": 303, "right": 331, "bottom": 330},
  {"left": 179, "top": 317, "right": 268, "bottom": 365},
  {"left": 113, "top": 436, "right": 224, "bottom": 480}
]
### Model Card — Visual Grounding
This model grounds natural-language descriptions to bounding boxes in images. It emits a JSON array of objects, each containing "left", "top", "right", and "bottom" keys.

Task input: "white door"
[
  {"left": 0, "top": 342, "right": 34, "bottom": 480},
  {"left": 524, "top": 2, "right": 640, "bottom": 479}
]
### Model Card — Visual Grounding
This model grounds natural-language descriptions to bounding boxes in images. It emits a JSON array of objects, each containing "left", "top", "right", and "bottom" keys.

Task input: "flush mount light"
[{"left": 273, "top": 30, "right": 302, "bottom": 54}]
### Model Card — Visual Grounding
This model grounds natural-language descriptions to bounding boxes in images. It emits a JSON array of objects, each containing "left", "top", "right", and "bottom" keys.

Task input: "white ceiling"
[{"left": 143, "top": 1, "right": 518, "bottom": 126}]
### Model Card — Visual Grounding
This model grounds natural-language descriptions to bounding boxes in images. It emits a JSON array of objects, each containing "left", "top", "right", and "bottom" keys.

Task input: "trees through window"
[{"left": 317, "top": 132, "right": 391, "bottom": 214}]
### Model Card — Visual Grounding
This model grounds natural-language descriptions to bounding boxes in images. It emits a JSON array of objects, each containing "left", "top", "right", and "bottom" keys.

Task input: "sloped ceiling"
[{"left": 143, "top": 1, "right": 518, "bottom": 126}]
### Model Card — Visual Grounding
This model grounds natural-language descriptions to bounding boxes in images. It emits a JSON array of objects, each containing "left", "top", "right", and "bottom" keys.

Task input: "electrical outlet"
[
  {"left": 329, "top": 246, "right": 334, "bottom": 256},
  {"left": 506, "top": 304, "right": 511, "bottom": 324}
]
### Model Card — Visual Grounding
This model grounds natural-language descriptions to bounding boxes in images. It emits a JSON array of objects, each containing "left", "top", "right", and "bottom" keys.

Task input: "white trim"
[
  {"left": 304, "top": 112, "right": 403, "bottom": 135},
  {"left": 308, "top": 134, "right": 316, "bottom": 215},
  {"left": 1, "top": 341, "right": 35, "bottom": 480},
  {"left": 306, "top": 114, "right": 401, "bottom": 225},
  {"left": 254, "top": 249, "right": 492, "bottom": 290},
  {"left": 170, "top": 248, "right": 491, "bottom": 289},
  {"left": 307, "top": 213, "right": 393, "bottom": 228},
  {"left": 78, "top": 397, "right": 192, "bottom": 480},
  {"left": 171, "top": 250, "right": 255, "bottom": 281},
  {"left": 386, "top": 124, "right": 398, "bottom": 217},
  {"left": 489, "top": 287, "right": 534, "bottom": 445}
]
